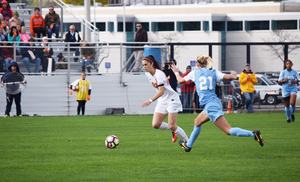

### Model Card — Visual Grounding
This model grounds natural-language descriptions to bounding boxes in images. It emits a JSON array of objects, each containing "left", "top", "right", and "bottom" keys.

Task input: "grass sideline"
[{"left": 0, "top": 113, "right": 299, "bottom": 182}]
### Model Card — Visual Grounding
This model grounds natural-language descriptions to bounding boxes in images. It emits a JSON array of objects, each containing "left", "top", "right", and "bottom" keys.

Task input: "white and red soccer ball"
[
  {"left": 105, "top": 135, "right": 119, "bottom": 149},
  {"left": 72, "top": 84, "right": 79, "bottom": 91}
]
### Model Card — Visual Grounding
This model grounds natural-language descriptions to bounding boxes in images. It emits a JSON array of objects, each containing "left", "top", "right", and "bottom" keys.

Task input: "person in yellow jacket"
[
  {"left": 239, "top": 64, "right": 258, "bottom": 113},
  {"left": 70, "top": 72, "right": 92, "bottom": 116}
]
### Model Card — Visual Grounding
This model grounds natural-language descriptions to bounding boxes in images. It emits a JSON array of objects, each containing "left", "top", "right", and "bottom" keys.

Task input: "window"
[
  {"left": 96, "top": 22, "right": 106, "bottom": 31},
  {"left": 108, "top": 22, "right": 114, "bottom": 32},
  {"left": 203, "top": 21, "right": 209, "bottom": 31},
  {"left": 227, "top": 21, "right": 243, "bottom": 31},
  {"left": 246, "top": 21, "right": 269, "bottom": 31},
  {"left": 152, "top": 22, "right": 174, "bottom": 31},
  {"left": 177, "top": 21, "right": 200, "bottom": 31},
  {"left": 272, "top": 20, "right": 297, "bottom": 30},
  {"left": 212, "top": 21, "right": 225, "bottom": 31},
  {"left": 63, "top": 23, "right": 81, "bottom": 32},
  {"left": 118, "top": 22, "right": 134, "bottom": 32}
]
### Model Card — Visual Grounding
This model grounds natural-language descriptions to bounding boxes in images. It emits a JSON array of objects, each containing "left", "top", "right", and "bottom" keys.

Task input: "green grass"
[{"left": 0, "top": 113, "right": 300, "bottom": 182}]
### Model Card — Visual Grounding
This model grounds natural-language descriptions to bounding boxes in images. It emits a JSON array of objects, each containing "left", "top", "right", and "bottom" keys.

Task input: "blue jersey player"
[
  {"left": 171, "top": 55, "right": 264, "bottom": 152},
  {"left": 278, "top": 60, "right": 300, "bottom": 123}
]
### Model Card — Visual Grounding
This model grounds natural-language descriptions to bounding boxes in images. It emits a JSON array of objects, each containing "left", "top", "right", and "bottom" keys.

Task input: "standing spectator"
[
  {"left": 30, "top": 7, "right": 46, "bottom": 39},
  {"left": 44, "top": 6, "right": 60, "bottom": 40},
  {"left": 7, "top": 26, "right": 20, "bottom": 54},
  {"left": 1, "top": 19, "right": 9, "bottom": 36},
  {"left": 0, "top": 0, "right": 13, "bottom": 25},
  {"left": 20, "top": 26, "right": 31, "bottom": 42},
  {"left": 278, "top": 59, "right": 300, "bottom": 123},
  {"left": 21, "top": 38, "right": 41, "bottom": 73},
  {"left": 1, "top": 37, "right": 14, "bottom": 71},
  {"left": 9, "top": 11, "right": 25, "bottom": 27},
  {"left": 132, "top": 22, "right": 147, "bottom": 72},
  {"left": 64, "top": 25, "right": 81, "bottom": 62},
  {"left": 239, "top": 64, "right": 258, "bottom": 113},
  {"left": 181, "top": 65, "right": 195, "bottom": 113},
  {"left": 1, "top": 62, "right": 24, "bottom": 117},
  {"left": 163, "top": 60, "right": 178, "bottom": 92},
  {"left": 80, "top": 40, "right": 96, "bottom": 73},
  {"left": 70, "top": 72, "right": 92, "bottom": 116},
  {"left": 40, "top": 37, "right": 55, "bottom": 72}
]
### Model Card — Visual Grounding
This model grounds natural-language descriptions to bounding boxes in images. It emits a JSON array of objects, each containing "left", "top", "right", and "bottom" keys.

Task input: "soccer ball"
[
  {"left": 72, "top": 84, "right": 79, "bottom": 91},
  {"left": 105, "top": 135, "right": 119, "bottom": 149}
]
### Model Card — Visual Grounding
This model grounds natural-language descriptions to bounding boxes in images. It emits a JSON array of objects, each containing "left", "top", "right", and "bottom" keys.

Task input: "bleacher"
[{"left": 5, "top": 3, "right": 98, "bottom": 74}]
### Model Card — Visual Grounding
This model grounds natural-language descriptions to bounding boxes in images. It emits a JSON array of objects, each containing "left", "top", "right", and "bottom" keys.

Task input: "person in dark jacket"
[
  {"left": 21, "top": 38, "right": 41, "bottom": 73},
  {"left": 132, "top": 22, "right": 148, "bottom": 72},
  {"left": 1, "top": 62, "right": 24, "bottom": 117},
  {"left": 40, "top": 36, "right": 55, "bottom": 72},
  {"left": 163, "top": 59, "right": 179, "bottom": 92},
  {"left": 64, "top": 25, "right": 81, "bottom": 62},
  {"left": 45, "top": 6, "right": 60, "bottom": 40}
]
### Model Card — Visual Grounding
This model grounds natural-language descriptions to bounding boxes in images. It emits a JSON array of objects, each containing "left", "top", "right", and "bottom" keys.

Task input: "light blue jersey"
[{"left": 278, "top": 69, "right": 300, "bottom": 98}]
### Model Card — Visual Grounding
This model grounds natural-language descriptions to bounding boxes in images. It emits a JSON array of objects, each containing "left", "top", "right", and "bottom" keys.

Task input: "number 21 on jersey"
[{"left": 199, "top": 76, "right": 213, "bottom": 90}]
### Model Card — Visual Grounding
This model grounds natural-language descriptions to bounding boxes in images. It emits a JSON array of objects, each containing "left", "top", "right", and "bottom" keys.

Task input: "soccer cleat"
[
  {"left": 291, "top": 115, "right": 295, "bottom": 122},
  {"left": 82, "top": 114, "right": 86, "bottom": 116},
  {"left": 172, "top": 132, "right": 177, "bottom": 143},
  {"left": 178, "top": 140, "right": 191, "bottom": 152},
  {"left": 18, "top": 115, "right": 23, "bottom": 117},
  {"left": 253, "top": 130, "right": 264, "bottom": 147},
  {"left": 4, "top": 114, "right": 9, "bottom": 118},
  {"left": 287, "top": 119, "right": 291, "bottom": 123}
]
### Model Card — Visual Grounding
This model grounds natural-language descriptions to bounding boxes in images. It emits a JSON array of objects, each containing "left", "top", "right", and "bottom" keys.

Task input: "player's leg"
[
  {"left": 167, "top": 112, "right": 188, "bottom": 142},
  {"left": 81, "top": 101, "right": 86, "bottom": 116},
  {"left": 290, "top": 93, "right": 297, "bottom": 122},
  {"left": 14, "top": 93, "right": 22, "bottom": 116},
  {"left": 77, "top": 100, "right": 81, "bottom": 116},
  {"left": 283, "top": 95, "right": 291, "bottom": 123},
  {"left": 152, "top": 112, "right": 168, "bottom": 129},
  {"left": 5, "top": 93, "right": 13, "bottom": 116}
]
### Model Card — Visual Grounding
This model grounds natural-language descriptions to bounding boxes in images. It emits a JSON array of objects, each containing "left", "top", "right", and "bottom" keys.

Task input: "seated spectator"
[
  {"left": 40, "top": 37, "right": 55, "bottom": 72},
  {"left": 0, "top": 26, "right": 5, "bottom": 41},
  {"left": 20, "top": 26, "right": 31, "bottom": 42},
  {"left": 56, "top": 52, "right": 67, "bottom": 69},
  {"left": 64, "top": 25, "right": 81, "bottom": 62},
  {"left": 80, "top": 40, "right": 96, "bottom": 73},
  {"left": 0, "top": 13, "right": 3, "bottom": 21},
  {"left": 1, "top": 37, "right": 14, "bottom": 71},
  {"left": 45, "top": 6, "right": 60, "bottom": 40},
  {"left": 21, "top": 38, "right": 41, "bottom": 73},
  {"left": 16, "top": 24, "right": 21, "bottom": 33},
  {"left": 9, "top": 11, "right": 25, "bottom": 27},
  {"left": 1, "top": 19, "right": 9, "bottom": 36},
  {"left": 0, "top": 0, "right": 13, "bottom": 25},
  {"left": 7, "top": 26, "right": 20, "bottom": 54},
  {"left": 30, "top": 7, "right": 46, "bottom": 39},
  {"left": 8, "top": 18, "right": 18, "bottom": 28}
]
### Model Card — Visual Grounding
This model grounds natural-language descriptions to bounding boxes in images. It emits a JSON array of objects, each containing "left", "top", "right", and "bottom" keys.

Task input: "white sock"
[
  {"left": 158, "top": 122, "right": 170, "bottom": 130},
  {"left": 175, "top": 126, "right": 189, "bottom": 142}
]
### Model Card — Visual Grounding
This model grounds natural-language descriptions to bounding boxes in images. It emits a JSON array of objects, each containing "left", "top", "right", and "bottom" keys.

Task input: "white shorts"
[{"left": 154, "top": 98, "right": 183, "bottom": 114}]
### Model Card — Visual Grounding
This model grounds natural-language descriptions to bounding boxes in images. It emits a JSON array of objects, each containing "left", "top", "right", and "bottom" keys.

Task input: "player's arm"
[
  {"left": 278, "top": 72, "right": 288, "bottom": 84},
  {"left": 142, "top": 84, "right": 164, "bottom": 108},
  {"left": 223, "top": 70, "right": 237, "bottom": 80},
  {"left": 170, "top": 64, "right": 187, "bottom": 84}
]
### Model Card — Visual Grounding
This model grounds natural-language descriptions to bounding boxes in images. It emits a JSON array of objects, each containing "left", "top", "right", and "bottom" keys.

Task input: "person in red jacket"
[
  {"left": 181, "top": 65, "right": 195, "bottom": 113},
  {"left": 0, "top": 0, "right": 13, "bottom": 25},
  {"left": 30, "top": 7, "right": 46, "bottom": 39}
]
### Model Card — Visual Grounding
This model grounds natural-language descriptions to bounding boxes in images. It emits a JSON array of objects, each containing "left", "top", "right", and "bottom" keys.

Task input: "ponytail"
[{"left": 143, "top": 55, "right": 161, "bottom": 70}]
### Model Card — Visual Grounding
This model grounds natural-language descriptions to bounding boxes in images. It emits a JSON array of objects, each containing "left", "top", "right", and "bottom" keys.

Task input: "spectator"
[
  {"left": 0, "top": 13, "right": 3, "bottom": 21},
  {"left": 80, "top": 40, "right": 96, "bottom": 73},
  {"left": 21, "top": 38, "right": 41, "bottom": 73},
  {"left": 0, "top": 26, "right": 5, "bottom": 41},
  {"left": 163, "top": 60, "right": 178, "bottom": 92},
  {"left": 181, "top": 65, "right": 195, "bottom": 113},
  {"left": 239, "top": 64, "right": 258, "bottom": 113},
  {"left": 8, "top": 18, "right": 18, "bottom": 28},
  {"left": 0, "top": 0, "right": 13, "bottom": 25},
  {"left": 40, "top": 37, "right": 55, "bottom": 72},
  {"left": 20, "top": 26, "right": 31, "bottom": 42},
  {"left": 16, "top": 24, "right": 21, "bottom": 33},
  {"left": 192, "top": 88, "right": 199, "bottom": 114},
  {"left": 7, "top": 26, "right": 20, "bottom": 54},
  {"left": 30, "top": 7, "right": 46, "bottom": 39},
  {"left": 64, "top": 25, "right": 81, "bottom": 62},
  {"left": 0, "top": 37, "right": 14, "bottom": 71},
  {"left": 56, "top": 52, "right": 67, "bottom": 69},
  {"left": 1, "top": 19, "right": 9, "bottom": 36},
  {"left": 45, "top": 6, "right": 60, "bottom": 40},
  {"left": 132, "top": 22, "right": 147, "bottom": 72},
  {"left": 1, "top": 62, "right": 25, "bottom": 118},
  {"left": 9, "top": 11, "right": 25, "bottom": 27}
]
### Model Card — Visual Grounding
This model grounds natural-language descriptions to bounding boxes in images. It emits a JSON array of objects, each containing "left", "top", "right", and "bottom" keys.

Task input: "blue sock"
[
  {"left": 291, "top": 105, "right": 296, "bottom": 115},
  {"left": 229, "top": 127, "right": 254, "bottom": 137},
  {"left": 186, "top": 125, "right": 201, "bottom": 148},
  {"left": 285, "top": 106, "right": 291, "bottom": 120}
]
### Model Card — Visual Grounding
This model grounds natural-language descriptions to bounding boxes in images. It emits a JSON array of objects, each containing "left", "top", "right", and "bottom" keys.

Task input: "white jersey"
[{"left": 145, "top": 69, "right": 179, "bottom": 104}]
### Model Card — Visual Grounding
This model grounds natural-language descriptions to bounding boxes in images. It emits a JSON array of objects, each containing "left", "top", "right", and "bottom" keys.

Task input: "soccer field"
[{"left": 0, "top": 113, "right": 299, "bottom": 182}]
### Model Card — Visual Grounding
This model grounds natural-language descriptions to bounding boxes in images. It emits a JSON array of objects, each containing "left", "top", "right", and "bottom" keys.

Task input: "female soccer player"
[
  {"left": 171, "top": 55, "right": 264, "bottom": 152},
  {"left": 70, "top": 72, "right": 92, "bottom": 116},
  {"left": 141, "top": 55, "right": 189, "bottom": 143},
  {"left": 278, "top": 59, "right": 300, "bottom": 123}
]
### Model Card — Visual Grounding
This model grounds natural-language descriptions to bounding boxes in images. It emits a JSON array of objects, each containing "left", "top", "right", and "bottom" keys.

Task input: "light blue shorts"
[
  {"left": 203, "top": 98, "right": 224, "bottom": 123},
  {"left": 282, "top": 88, "right": 298, "bottom": 98}
]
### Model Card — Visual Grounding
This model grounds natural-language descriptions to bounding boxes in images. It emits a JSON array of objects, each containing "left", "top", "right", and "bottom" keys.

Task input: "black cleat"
[
  {"left": 291, "top": 115, "right": 295, "bottom": 122},
  {"left": 253, "top": 130, "right": 264, "bottom": 147},
  {"left": 287, "top": 119, "right": 291, "bottom": 123},
  {"left": 178, "top": 140, "right": 191, "bottom": 152}
]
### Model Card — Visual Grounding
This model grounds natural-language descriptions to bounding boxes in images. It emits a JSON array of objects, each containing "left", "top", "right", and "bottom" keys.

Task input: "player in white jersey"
[
  {"left": 278, "top": 60, "right": 300, "bottom": 123},
  {"left": 172, "top": 55, "right": 264, "bottom": 152},
  {"left": 141, "top": 55, "right": 189, "bottom": 143}
]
